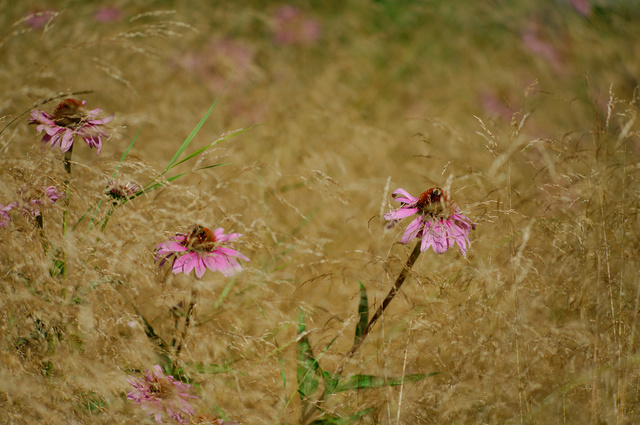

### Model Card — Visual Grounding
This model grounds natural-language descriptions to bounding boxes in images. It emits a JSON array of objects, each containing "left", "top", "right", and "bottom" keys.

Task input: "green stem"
[
  {"left": 302, "top": 242, "right": 422, "bottom": 424},
  {"left": 62, "top": 145, "right": 73, "bottom": 235},
  {"left": 36, "top": 213, "right": 49, "bottom": 254},
  {"left": 350, "top": 242, "right": 422, "bottom": 358},
  {"left": 175, "top": 289, "right": 198, "bottom": 358}
]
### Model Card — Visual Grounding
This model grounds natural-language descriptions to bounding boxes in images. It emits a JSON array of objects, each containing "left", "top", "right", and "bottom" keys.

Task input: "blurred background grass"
[{"left": 1, "top": 0, "right": 640, "bottom": 424}]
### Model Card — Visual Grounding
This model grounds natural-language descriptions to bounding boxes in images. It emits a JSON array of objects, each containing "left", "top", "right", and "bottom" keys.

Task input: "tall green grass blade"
[
  {"left": 111, "top": 128, "right": 141, "bottom": 177},
  {"left": 275, "top": 337, "right": 287, "bottom": 394},
  {"left": 354, "top": 281, "right": 369, "bottom": 344},
  {"left": 168, "top": 127, "right": 256, "bottom": 170},
  {"left": 297, "top": 309, "right": 320, "bottom": 402},
  {"left": 213, "top": 278, "right": 236, "bottom": 309},
  {"left": 164, "top": 96, "right": 222, "bottom": 172}
]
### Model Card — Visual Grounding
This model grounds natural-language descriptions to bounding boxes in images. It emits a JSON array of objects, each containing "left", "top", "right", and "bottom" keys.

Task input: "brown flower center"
[
  {"left": 183, "top": 225, "right": 218, "bottom": 252},
  {"left": 416, "top": 187, "right": 453, "bottom": 218},
  {"left": 52, "top": 98, "right": 88, "bottom": 128},
  {"left": 149, "top": 379, "right": 176, "bottom": 398}
]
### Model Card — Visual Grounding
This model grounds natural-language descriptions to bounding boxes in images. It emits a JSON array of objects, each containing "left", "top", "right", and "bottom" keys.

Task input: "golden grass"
[{"left": 1, "top": 1, "right": 640, "bottom": 424}]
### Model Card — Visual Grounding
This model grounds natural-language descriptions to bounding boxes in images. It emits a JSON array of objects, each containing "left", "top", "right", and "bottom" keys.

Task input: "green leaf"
[
  {"left": 297, "top": 309, "right": 320, "bottom": 401},
  {"left": 322, "top": 371, "right": 437, "bottom": 394},
  {"left": 168, "top": 127, "right": 256, "bottom": 170},
  {"left": 164, "top": 96, "right": 222, "bottom": 172},
  {"left": 213, "top": 278, "right": 237, "bottom": 309},
  {"left": 354, "top": 281, "right": 368, "bottom": 344},
  {"left": 111, "top": 128, "right": 141, "bottom": 178}
]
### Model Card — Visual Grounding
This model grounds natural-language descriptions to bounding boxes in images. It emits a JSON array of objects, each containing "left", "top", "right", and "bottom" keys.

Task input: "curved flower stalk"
[
  {"left": 338, "top": 188, "right": 476, "bottom": 371},
  {"left": 29, "top": 98, "right": 113, "bottom": 155},
  {"left": 384, "top": 187, "right": 475, "bottom": 255},
  {"left": 127, "top": 365, "right": 197, "bottom": 424},
  {"left": 155, "top": 225, "right": 250, "bottom": 278}
]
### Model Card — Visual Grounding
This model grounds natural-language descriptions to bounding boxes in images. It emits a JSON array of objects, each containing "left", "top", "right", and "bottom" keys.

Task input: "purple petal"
[
  {"left": 400, "top": 216, "right": 423, "bottom": 244},
  {"left": 384, "top": 207, "right": 419, "bottom": 221},
  {"left": 391, "top": 188, "right": 417, "bottom": 203},
  {"left": 88, "top": 113, "right": 114, "bottom": 125}
]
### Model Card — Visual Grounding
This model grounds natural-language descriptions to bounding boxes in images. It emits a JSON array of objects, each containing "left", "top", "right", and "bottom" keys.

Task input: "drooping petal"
[
  {"left": 217, "top": 246, "right": 250, "bottom": 262},
  {"left": 429, "top": 221, "right": 449, "bottom": 254},
  {"left": 202, "top": 253, "right": 218, "bottom": 272},
  {"left": 391, "top": 188, "right": 418, "bottom": 204},
  {"left": 194, "top": 255, "right": 207, "bottom": 278},
  {"left": 400, "top": 216, "right": 423, "bottom": 244},
  {"left": 181, "top": 253, "right": 198, "bottom": 276},
  {"left": 88, "top": 113, "right": 114, "bottom": 125},
  {"left": 172, "top": 255, "right": 188, "bottom": 274},
  {"left": 384, "top": 207, "right": 419, "bottom": 221}
]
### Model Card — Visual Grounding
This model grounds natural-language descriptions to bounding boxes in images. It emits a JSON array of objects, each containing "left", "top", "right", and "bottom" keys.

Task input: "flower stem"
[
  {"left": 175, "top": 289, "right": 198, "bottom": 357},
  {"left": 62, "top": 145, "right": 73, "bottom": 235},
  {"left": 342, "top": 241, "right": 421, "bottom": 373},
  {"left": 36, "top": 213, "right": 49, "bottom": 254},
  {"left": 303, "top": 242, "right": 422, "bottom": 424}
]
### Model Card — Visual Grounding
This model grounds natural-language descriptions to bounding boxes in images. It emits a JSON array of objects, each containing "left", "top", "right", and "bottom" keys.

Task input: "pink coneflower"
[
  {"left": 570, "top": 0, "right": 592, "bottom": 17},
  {"left": 173, "top": 37, "right": 256, "bottom": 94},
  {"left": 0, "top": 202, "right": 16, "bottom": 227},
  {"left": 384, "top": 187, "right": 475, "bottom": 255},
  {"left": 105, "top": 179, "right": 140, "bottom": 202},
  {"left": 24, "top": 10, "right": 56, "bottom": 29},
  {"left": 127, "top": 365, "right": 197, "bottom": 424},
  {"left": 30, "top": 98, "right": 114, "bottom": 155},
  {"left": 272, "top": 5, "right": 322, "bottom": 45},
  {"left": 93, "top": 6, "right": 123, "bottom": 23},
  {"left": 521, "top": 22, "right": 567, "bottom": 75},
  {"left": 18, "top": 186, "right": 64, "bottom": 218},
  {"left": 155, "top": 225, "right": 250, "bottom": 278}
]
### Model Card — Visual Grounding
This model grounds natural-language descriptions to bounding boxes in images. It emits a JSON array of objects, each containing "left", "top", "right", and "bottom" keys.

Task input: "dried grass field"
[{"left": 1, "top": 1, "right": 640, "bottom": 424}]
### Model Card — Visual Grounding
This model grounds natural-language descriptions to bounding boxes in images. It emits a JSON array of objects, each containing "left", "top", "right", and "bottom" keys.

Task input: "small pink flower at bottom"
[
  {"left": 18, "top": 186, "right": 64, "bottom": 218},
  {"left": 384, "top": 187, "right": 475, "bottom": 255},
  {"left": 272, "top": 5, "right": 322, "bottom": 45},
  {"left": 127, "top": 365, "right": 197, "bottom": 424},
  {"left": 0, "top": 202, "right": 16, "bottom": 227},
  {"left": 29, "top": 98, "right": 113, "bottom": 154},
  {"left": 105, "top": 179, "right": 140, "bottom": 202},
  {"left": 155, "top": 225, "right": 250, "bottom": 278},
  {"left": 93, "top": 6, "right": 123, "bottom": 22}
]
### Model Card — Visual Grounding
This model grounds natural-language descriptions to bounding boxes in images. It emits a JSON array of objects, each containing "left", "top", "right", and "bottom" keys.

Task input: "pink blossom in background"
[
  {"left": 384, "top": 187, "right": 475, "bottom": 255},
  {"left": 17, "top": 186, "right": 64, "bottom": 218},
  {"left": 93, "top": 6, "right": 123, "bottom": 23},
  {"left": 0, "top": 203, "right": 16, "bottom": 227},
  {"left": 155, "top": 225, "right": 250, "bottom": 278},
  {"left": 105, "top": 179, "right": 140, "bottom": 202},
  {"left": 30, "top": 98, "right": 114, "bottom": 155},
  {"left": 173, "top": 38, "right": 256, "bottom": 94},
  {"left": 272, "top": 5, "right": 322, "bottom": 45},
  {"left": 521, "top": 22, "right": 567, "bottom": 75},
  {"left": 570, "top": 0, "right": 592, "bottom": 17},
  {"left": 24, "top": 10, "right": 56, "bottom": 29},
  {"left": 479, "top": 90, "right": 515, "bottom": 122},
  {"left": 127, "top": 365, "right": 197, "bottom": 424}
]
